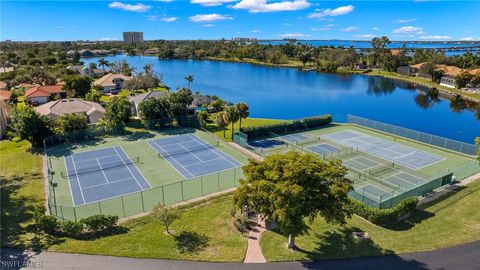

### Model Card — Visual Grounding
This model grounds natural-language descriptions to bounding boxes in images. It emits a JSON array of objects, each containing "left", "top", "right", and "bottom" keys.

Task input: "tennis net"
[
  {"left": 347, "top": 165, "right": 409, "bottom": 192},
  {"left": 157, "top": 141, "right": 220, "bottom": 159},
  {"left": 62, "top": 157, "right": 139, "bottom": 178}
]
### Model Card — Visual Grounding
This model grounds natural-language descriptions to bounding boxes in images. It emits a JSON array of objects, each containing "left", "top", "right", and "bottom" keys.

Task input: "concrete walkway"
[{"left": 244, "top": 218, "right": 267, "bottom": 263}]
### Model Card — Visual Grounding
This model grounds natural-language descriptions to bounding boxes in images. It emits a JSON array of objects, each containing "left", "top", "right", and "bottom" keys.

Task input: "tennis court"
[
  {"left": 307, "top": 143, "right": 339, "bottom": 155},
  {"left": 343, "top": 156, "right": 384, "bottom": 171},
  {"left": 383, "top": 172, "right": 427, "bottom": 190},
  {"left": 279, "top": 133, "right": 309, "bottom": 142},
  {"left": 323, "top": 130, "right": 445, "bottom": 169},
  {"left": 354, "top": 184, "right": 394, "bottom": 200},
  {"left": 148, "top": 134, "right": 242, "bottom": 179},
  {"left": 64, "top": 146, "right": 151, "bottom": 206}
]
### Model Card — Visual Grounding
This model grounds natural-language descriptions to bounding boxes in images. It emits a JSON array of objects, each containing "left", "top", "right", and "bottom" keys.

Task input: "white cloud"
[
  {"left": 100, "top": 37, "right": 119, "bottom": 41},
  {"left": 373, "top": 27, "right": 379, "bottom": 31},
  {"left": 283, "top": 22, "right": 293, "bottom": 26},
  {"left": 279, "top": 33, "right": 311, "bottom": 38},
  {"left": 161, "top": 17, "right": 178, "bottom": 22},
  {"left": 354, "top": 34, "right": 374, "bottom": 38},
  {"left": 396, "top": 18, "right": 417, "bottom": 23},
  {"left": 419, "top": 35, "right": 451, "bottom": 40},
  {"left": 340, "top": 26, "right": 357, "bottom": 32},
  {"left": 311, "top": 25, "right": 334, "bottom": 31},
  {"left": 392, "top": 26, "right": 424, "bottom": 34},
  {"left": 460, "top": 36, "right": 479, "bottom": 41},
  {"left": 308, "top": 5, "right": 354, "bottom": 19},
  {"left": 189, "top": 14, "right": 233, "bottom": 22},
  {"left": 231, "top": 0, "right": 311, "bottom": 13},
  {"left": 191, "top": 0, "right": 235, "bottom": 6},
  {"left": 108, "top": 2, "right": 151, "bottom": 12},
  {"left": 252, "top": 29, "right": 261, "bottom": 33},
  {"left": 148, "top": 15, "right": 157, "bottom": 21},
  {"left": 202, "top": 24, "right": 214, "bottom": 27}
]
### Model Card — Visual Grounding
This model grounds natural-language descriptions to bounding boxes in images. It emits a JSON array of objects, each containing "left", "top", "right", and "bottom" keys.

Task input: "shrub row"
[
  {"left": 35, "top": 207, "right": 119, "bottom": 238},
  {"left": 240, "top": 114, "right": 332, "bottom": 139},
  {"left": 348, "top": 197, "right": 418, "bottom": 225}
]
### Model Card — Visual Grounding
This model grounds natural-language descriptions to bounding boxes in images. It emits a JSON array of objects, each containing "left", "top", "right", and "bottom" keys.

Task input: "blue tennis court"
[
  {"left": 323, "top": 130, "right": 445, "bottom": 169},
  {"left": 279, "top": 133, "right": 309, "bottom": 142},
  {"left": 64, "top": 147, "right": 151, "bottom": 206},
  {"left": 308, "top": 143, "right": 339, "bottom": 155},
  {"left": 248, "top": 138, "right": 286, "bottom": 150},
  {"left": 148, "top": 134, "right": 242, "bottom": 179}
]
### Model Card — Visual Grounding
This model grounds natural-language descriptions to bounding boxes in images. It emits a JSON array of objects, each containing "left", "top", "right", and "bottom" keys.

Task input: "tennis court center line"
[
  {"left": 74, "top": 154, "right": 118, "bottom": 164},
  {"left": 183, "top": 157, "right": 224, "bottom": 168},
  {"left": 116, "top": 146, "right": 151, "bottom": 189},
  {"left": 81, "top": 177, "right": 133, "bottom": 191},
  {"left": 96, "top": 158, "right": 110, "bottom": 184},
  {"left": 177, "top": 142, "right": 204, "bottom": 162}
]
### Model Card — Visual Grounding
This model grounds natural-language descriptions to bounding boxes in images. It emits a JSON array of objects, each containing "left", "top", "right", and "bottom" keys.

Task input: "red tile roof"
[
  {"left": 0, "top": 90, "right": 11, "bottom": 101},
  {"left": 25, "top": 85, "right": 65, "bottom": 98}
]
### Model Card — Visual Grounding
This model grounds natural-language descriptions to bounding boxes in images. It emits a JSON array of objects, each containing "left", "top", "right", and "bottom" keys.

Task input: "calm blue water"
[
  {"left": 83, "top": 55, "right": 480, "bottom": 144},
  {"left": 259, "top": 40, "right": 480, "bottom": 49}
]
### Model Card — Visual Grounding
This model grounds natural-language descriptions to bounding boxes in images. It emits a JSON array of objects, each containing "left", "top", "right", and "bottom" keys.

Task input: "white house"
[{"left": 34, "top": 98, "right": 105, "bottom": 124}]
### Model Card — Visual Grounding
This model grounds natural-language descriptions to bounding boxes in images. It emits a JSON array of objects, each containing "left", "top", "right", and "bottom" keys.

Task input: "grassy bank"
[
  {"left": 48, "top": 195, "right": 248, "bottom": 261},
  {"left": 261, "top": 178, "right": 480, "bottom": 261},
  {"left": 365, "top": 70, "right": 480, "bottom": 101},
  {"left": 205, "top": 115, "right": 285, "bottom": 142}
]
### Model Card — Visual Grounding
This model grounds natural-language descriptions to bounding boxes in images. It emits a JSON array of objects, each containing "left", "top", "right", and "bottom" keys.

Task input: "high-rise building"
[{"left": 123, "top": 32, "right": 144, "bottom": 43}]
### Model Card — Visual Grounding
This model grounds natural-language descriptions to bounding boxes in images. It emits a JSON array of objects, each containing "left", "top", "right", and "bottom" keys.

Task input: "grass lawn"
[
  {"left": 0, "top": 140, "right": 46, "bottom": 249},
  {"left": 48, "top": 195, "right": 247, "bottom": 261},
  {"left": 261, "top": 178, "right": 480, "bottom": 261},
  {"left": 205, "top": 114, "right": 285, "bottom": 142}
]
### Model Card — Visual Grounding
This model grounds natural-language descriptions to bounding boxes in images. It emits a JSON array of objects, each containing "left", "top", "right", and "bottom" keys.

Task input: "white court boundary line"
[
  {"left": 96, "top": 158, "right": 110, "bottom": 184},
  {"left": 69, "top": 155, "right": 86, "bottom": 205},
  {"left": 186, "top": 134, "right": 240, "bottom": 167},
  {"left": 151, "top": 140, "right": 195, "bottom": 178},
  {"left": 116, "top": 146, "right": 152, "bottom": 189},
  {"left": 112, "top": 147, "right": 143, "bottom": 191},
  {"left": 63, "top": 155, "right": 77, "bottom": 206}
]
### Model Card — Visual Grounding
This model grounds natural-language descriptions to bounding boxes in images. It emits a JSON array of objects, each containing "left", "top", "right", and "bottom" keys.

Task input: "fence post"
[
  {"left": 201, "top": 177, "right": 204, "bottom": 196},
  {"left": 161, "top": 186, "right": 165, "bottom": 206},
  {"left": 141, "top": 191, "right": 145, "bottom": 212},
  {"left": 121, "top": 196, "right": 126, "bottom": 218},
  {"left": 60, "top": 206, "right": 64, "bottom": 221},
  {"left": 181, "top": 181, "right": 184, "bottom": 201},
  {"left": 98, "top": 202, "right": 102, "bottom": 214},
  {"left": 217, "top": 172, "right": 220, "bottom": 191},
  {"left": 73, "top": 207, "right": 77, "bottom": 222}
]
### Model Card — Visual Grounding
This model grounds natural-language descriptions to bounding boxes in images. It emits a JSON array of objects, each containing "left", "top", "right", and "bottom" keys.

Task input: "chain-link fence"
[{"left": 346, "top": 114, "right": 479, "bottom": 156}]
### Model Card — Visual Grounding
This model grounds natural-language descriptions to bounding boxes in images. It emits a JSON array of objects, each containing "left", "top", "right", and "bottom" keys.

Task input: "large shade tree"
[
  {"left": 234, "top": 151, "right": 352, "bottom": 249},
  {"left": 100, "top": 96, "right": 132, "bottom": 132}
]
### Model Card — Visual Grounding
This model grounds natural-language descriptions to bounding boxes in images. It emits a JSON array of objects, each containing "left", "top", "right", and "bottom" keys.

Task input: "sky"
[{"left": 1, "top": 0, "right": 479, "bottom": 41}]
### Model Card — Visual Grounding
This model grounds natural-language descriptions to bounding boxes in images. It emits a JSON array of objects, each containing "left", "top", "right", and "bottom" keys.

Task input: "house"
[
  {"left": 93, "top": 73, "right": 132, "bottom": 93},
  {"left": 397, "top": 66, "right": 419, "bottom": 76},
  {"left": 437, "top": 65, "right": 463, "bottom": 89},
  {"left": 0, "top": 90, "right": 11, "bottom": 102},
  {"left": 143, "top": 48, "right": 159, "bottom": 55},
  {"left": 66, "top": 50, "right": 76, "bottom": 56},
  {"left": 82, "top": 67, "right": 106, "bottom": 78},
  {"left": 34, "top": 98, "right": 105, "bottom": 124},
  {"left": 66, "top": 65, "right": 83, "bottom": 74},
  {"left": 354, "top": 63, "right": 368, "bottom": 70},
  {"left": 24, "top": 85, "right": 66, "bottom": 105},
  {"left": 91, "top": 49, "right": 110, "bottom": 56},
  {"left": 191, "top": 94, "right": 214, "bottom": 108},
  {"left": 128, "top": 91, "right": 168, "bottom": 116},
  {"left": 79, "top": 49, "right": 94, "bottom": 58}
]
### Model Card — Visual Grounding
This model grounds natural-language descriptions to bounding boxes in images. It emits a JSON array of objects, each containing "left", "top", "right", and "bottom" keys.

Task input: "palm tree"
[
  {"left": 185, "top": 74, "right": 194, "bottom": 89},
  {"left": 223, "top": 106, "right": 240, "bottom": 140},
  {"left": 235, "top": 102, "right": 249, "bottom": 131},
  {"left": 215, "top": 111, "right": 228, "bottom": 138},
  {"left": 88, "top": 62, "right": 97, "bottom": 73},
  {"left": 98, "top": 58, "right": 110, "bottom": 71}
]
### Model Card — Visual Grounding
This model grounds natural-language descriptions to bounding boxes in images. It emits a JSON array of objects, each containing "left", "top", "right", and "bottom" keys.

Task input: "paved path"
[
  {"left": 2, "top": 240, "right": 480, "bottom": 270},
  {"left": 244, "top": 218, "right": 267, "bottom": 263}
]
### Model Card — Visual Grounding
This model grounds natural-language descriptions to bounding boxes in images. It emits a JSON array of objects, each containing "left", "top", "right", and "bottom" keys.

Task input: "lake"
[{"left": 83, "top": 55, "right": 479, "bottom": 144}]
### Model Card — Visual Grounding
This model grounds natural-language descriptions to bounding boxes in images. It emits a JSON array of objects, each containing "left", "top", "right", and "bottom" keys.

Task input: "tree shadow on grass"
[
  {"left": 295, "top": 226, "right": 394, "bottom": 261},
  {"left": 0, "top": 171, "right": 65, "bottom": 250},
  {"left": 173, "top": 231, "right": 210, "bottom": 254}
]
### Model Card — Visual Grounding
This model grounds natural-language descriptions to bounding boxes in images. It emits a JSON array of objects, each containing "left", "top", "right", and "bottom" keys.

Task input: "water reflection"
[
  {"left": 367, "top": 77, "right": 396, "bottom": 96},
  {"left": 414, "top": 89, "right": 440, "bottom": 109}
]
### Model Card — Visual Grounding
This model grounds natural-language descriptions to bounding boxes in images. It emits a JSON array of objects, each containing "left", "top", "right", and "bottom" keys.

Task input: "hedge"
[
  {"left": 240, "top": 114, "right": 332, "bottom": 139},
  {"left": 348, "top": 197, "right": 418, "bottom": 225}
]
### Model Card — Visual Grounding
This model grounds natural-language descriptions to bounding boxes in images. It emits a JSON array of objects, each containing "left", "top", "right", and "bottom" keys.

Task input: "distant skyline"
[{"left": 1, "top": 1, "right": 479, "bottom": 42}]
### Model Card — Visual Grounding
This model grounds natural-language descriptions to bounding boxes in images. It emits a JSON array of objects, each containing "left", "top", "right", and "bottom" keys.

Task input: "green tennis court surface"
[
  {"left": 246, "top": 124, "right": 479, "bottom": 209},
  {"left": 46, "top": 128, "right": 249, "bottom": 221}
]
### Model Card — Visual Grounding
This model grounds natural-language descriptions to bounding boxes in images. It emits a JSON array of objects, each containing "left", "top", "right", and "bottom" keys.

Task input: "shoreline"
[{"left": 205, "top": 57, "right": 480, "bottom": 103}]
